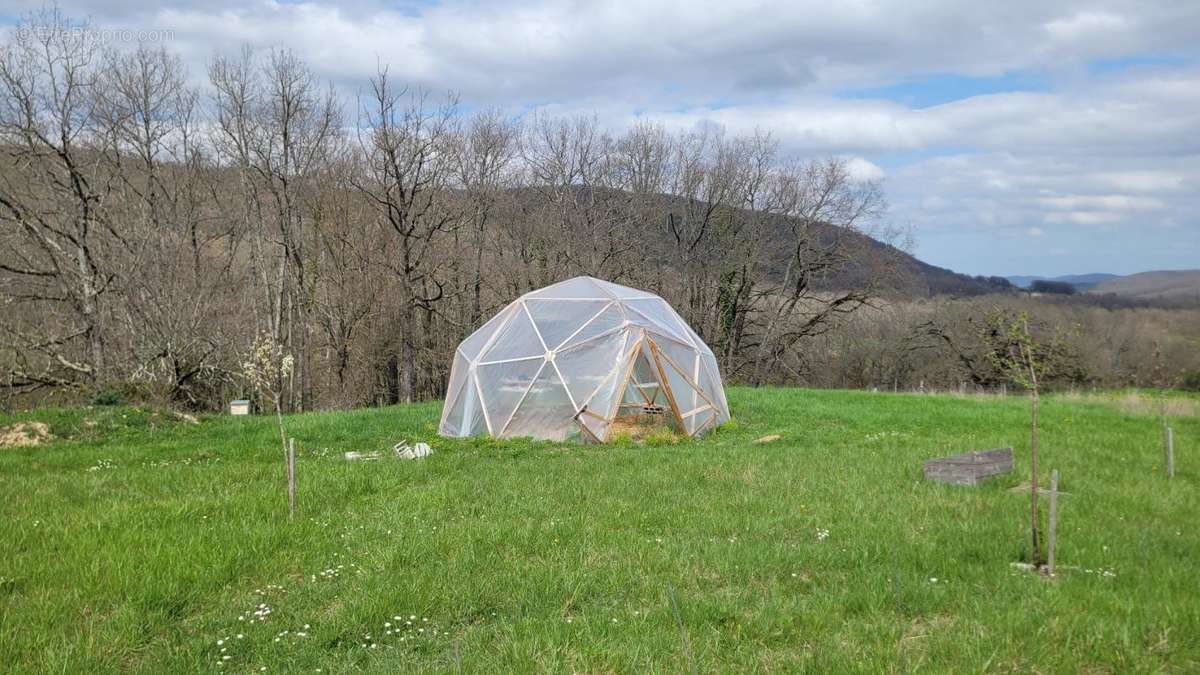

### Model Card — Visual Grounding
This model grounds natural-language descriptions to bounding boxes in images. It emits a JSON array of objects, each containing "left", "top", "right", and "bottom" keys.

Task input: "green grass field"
[{"left": 1, "top": 388, "right": 1197, "bottom": 673}]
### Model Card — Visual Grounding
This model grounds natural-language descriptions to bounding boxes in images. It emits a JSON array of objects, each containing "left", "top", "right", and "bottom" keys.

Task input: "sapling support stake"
[
  {"left": 1166, "top": 427, "right": 1175, "bottom": 478},
  {"left": 1047, "top": 469, "right": 1059, "bottom": 576},
  {"left": 667, "top": 584, "right": 697, "bottom": 675},
  {"left": 287, "top": 438, "right": 297, "bottom": 517}
]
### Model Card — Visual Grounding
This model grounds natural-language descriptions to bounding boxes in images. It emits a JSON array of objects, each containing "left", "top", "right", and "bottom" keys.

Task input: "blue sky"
[
  {"left": 2, "top": 0, "right": 1197, "bottom": 277},
  {"left": 844, "top": 72, "right": 1052, "bottom": 109}
]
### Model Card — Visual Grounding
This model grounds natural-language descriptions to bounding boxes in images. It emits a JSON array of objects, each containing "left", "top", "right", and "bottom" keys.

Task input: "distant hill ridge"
[
  {"left": 1005, "top": 270, "right": 1200, "bottom": 298},
  {"left": 1006, "top": 273, "right": 1120, "bottom": 291},
  {"left": 1091, "top": 270, "right": 1200, "bottom": 299}
]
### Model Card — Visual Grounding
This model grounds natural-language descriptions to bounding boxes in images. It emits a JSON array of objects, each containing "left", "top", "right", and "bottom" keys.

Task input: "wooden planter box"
[{"left": 923, "top": 447, "right": 1013, "bottom": 486}]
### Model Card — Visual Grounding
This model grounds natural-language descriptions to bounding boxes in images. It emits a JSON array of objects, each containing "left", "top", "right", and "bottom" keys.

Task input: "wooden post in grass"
[
  {"left": 1046, "top": 470, "right": 1059, "bottom": 576},
  {"left": 287, "top": 438, "right": 297, "bottom": 517},
  {"left": 1165, "top": 427, "right": 1175, "bottom": 478}
]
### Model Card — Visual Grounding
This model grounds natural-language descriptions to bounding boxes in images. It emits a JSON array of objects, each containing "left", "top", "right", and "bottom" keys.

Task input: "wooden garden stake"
[
  {"left": 287, "top": 438, "right": 297, "bottom": 517},
  {"left": 1046, "top": 469, "right": 1059, "bottom": 576},
  {"left": 1166, "top": 427, "right": 1175, "bottom": 478}
]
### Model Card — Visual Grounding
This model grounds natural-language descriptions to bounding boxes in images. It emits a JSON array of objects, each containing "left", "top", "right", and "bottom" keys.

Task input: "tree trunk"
[
  {"left": 400, "top": 301, "right": 417, "bottom": 403},
  {"left": 78, "top": 246, "right": 104, "bottom": 384},
  {"left": 470, "top": 214, "right": 486, "bottom": 326}
]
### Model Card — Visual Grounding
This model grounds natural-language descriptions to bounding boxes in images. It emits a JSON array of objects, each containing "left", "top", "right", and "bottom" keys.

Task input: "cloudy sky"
[{"left": 3, "top": 1, "right": 1198, "bottom": 277}]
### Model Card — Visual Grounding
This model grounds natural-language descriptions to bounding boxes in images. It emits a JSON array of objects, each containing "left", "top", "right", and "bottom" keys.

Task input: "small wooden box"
[
  {"left": 923, "top": 447, "right": 1013, "bottom": 486},
  {"left": 229, "top": 399, "right": 251, "bottom": 416}
]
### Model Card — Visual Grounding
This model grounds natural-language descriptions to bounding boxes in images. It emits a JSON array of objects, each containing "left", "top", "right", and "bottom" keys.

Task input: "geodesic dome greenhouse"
[{"left": 439, "top": 276, "right": 730, "bottom": 442}]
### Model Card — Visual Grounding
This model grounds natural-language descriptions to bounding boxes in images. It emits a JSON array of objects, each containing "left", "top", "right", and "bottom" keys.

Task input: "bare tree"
[
  {"left": 520, "top": 114, "right": 638, "bottom": 284},
  {"left": 748, "top": 157, "right": 886, "bottom": 384},
  {"left": 311, "top": 153, "right": 378, "bottom": 404},
  {"left": 354, "top": 71, "right": 457, "bottom": 402},
  {"left": 0, "top": 9, "right": 115, "bottom": 391},
  {"left": 451, "top": 108, "right": 518, "bottom": 326},
  {"left": 660, "top": 125, "right": 730, "bottom": 334},
  {"left": 95, "top": 45, "right": 245, "bottom": 406},
  {"left": 209, "top": 47, "right": 341, "bottom": 410}
]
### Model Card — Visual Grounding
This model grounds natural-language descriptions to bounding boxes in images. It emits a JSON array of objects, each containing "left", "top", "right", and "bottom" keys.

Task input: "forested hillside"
[{"left": 1, "top": 12, "right": 1193, "bottom": 412}]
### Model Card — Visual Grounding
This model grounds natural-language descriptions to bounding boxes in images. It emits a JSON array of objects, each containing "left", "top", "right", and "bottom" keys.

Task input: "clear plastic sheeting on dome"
[{"left": 439, "top": 276, "right": 730, "bottom": 442}]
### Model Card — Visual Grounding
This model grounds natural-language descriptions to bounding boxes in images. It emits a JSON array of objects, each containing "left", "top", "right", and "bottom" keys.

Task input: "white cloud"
[
  {"left": 843, "top": 157, "right": 886, "bottom": 182},
  {"left": 1095, "top": 171, "right": 1189, "bottom": 193},
  {"left": 642, "top": 99, "right": 946, "bottom": 154},
  {"left": 13, "top": 0, "right": 1199, "bottom": 99},
  {"left": 1037, "top": 195, "right": 1166, "bottom": 211},
  {"left": 632, "top": 67, "right": 1200, "bottom": 158},
  {"left": 1043, "top": 211, "right": 1124, "bottom": 225},
  {"left": 4, "top": 0, "right": 1196, "bottom": 275},
  {"left": 1043, "top": 10, "right": 1127, "bottom": 42}
]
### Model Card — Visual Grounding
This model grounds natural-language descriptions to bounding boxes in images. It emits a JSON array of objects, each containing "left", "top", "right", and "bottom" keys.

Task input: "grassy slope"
[{"left": 0, "top": 389, "right": 1197, "bottom": 673}]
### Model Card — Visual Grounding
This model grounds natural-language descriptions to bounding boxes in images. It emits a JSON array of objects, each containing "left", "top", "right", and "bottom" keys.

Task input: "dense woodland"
[{"left": 2, "top": 13, "right": 1197, "bottom": 412}]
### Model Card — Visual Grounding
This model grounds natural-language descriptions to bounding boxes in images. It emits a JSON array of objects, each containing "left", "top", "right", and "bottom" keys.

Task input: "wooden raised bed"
[{"left": 923, "top": 447, "right": 1014, "bottom": 486}]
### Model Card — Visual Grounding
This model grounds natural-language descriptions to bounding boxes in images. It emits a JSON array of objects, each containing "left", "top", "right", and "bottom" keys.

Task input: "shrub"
[
  {"left": 91, "top": 389, "right": 123, "bottom": 406},
  {"left": 1180, "top": 371, "right": 1200, "bottom": 392},
  {"left": 1030, "top": 280, "right": 1077, "bottom": 295}
]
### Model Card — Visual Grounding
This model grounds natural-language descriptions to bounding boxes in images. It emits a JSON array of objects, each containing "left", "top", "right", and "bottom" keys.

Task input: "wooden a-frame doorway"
[{"left": 573, "top": 330, "right": 719, "bottom": 443}]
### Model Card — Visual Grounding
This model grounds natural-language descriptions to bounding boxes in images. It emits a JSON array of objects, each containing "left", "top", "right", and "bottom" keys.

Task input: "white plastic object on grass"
[{"left": 393, "top": 440, "right": 432, "bottom": 460}]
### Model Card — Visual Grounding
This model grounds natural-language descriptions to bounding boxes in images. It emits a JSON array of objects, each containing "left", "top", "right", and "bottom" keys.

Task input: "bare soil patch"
[
  {"left": 608, "top": 413, "right": 681, "bottom": 442},
  {"left": 0, "top": 422, "right": 53, "bottom": 448}
]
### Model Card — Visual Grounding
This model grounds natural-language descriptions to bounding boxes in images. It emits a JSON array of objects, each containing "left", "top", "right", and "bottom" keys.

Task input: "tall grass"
[{"left": 0, "top": 389, "right": 1196, "bottom": 672}]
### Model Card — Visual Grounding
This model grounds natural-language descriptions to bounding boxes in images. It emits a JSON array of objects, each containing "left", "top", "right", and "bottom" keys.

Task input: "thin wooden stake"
[
  {"left": 287, "top": 438, "right": 297, "bottom": 517},
  {"left": 667, "top": 585, "right": 697, "bottom": 675},
  {"left": 1165, "top": 427, "right": 1175, "bottom": 478},
  {"left": 1046, "top": 469, "right": 1059, "bottom": 576}
]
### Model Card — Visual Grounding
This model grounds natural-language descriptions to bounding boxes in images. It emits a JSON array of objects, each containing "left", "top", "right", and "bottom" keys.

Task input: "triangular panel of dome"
[
  {"left": 442, "top": 372, "right": 487, "bottom": 436},
  {"left": 679, "top": 318, "right": 713, "bottom": 356},
  {"left": 687, "top": 407, "right": 716, "bottom": 436},
  {"left": 439, "top": 354, "right": 471, "bottom": 430},
  {"left": 526, "top": 276, "right": 608, "bottom": 300},
  {"left": 557, "top": 303, "right": 626, "bottom": 352},
  {"left": 479, "top": 304, "right": 546, "bottom": 363},
  {"left": 553, "top": 331, "right": 627, "bottom": 408},
  {"left": 593, "top": 278, "right": 659, "bottom": 300},
  {"left": 623, "top": 301, "right": 695, "bottom": 348},
  {"left": 653, "top": 338, "right": 704, "bottom": 414},
  {"left": 475, "top": 358, "right": 546, "bottom": 433},
  {"left": 526, "top": 298, "right": 611, "bottom": 351},
  {"left": 503, "top": 364, "right": 576, "bottom": 439},
  {"left": 457, "top": 302, "right": 517, "bottom": 361},
  {"left": 699, "top": 353, "right": 729, "bottom": 418}
]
